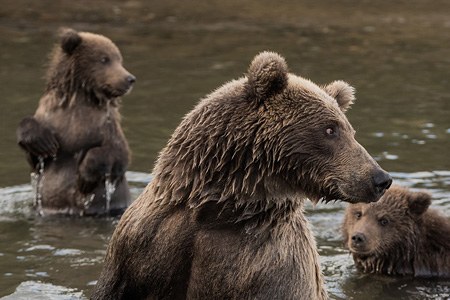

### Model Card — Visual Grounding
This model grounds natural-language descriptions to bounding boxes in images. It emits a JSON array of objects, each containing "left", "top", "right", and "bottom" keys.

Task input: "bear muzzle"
[
  {"left": 372, "top": 170, "right": 392, "bottom": 198},
  {"left": 102, "top": 73, "right": 136, "bottom": 98},
  {"left": 349, "top": 232, "right": 371, "bottom": 254}
]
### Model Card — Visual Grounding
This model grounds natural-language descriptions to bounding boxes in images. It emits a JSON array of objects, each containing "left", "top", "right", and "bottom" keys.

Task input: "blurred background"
[{"left": 0, "top": 1, "right": 449, "bottom": 299}]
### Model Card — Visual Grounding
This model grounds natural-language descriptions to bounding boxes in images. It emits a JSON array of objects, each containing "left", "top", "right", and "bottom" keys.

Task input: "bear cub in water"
[
  {"left": 343, "top": 185, "right": 450, "bottom": 277},
  {"left": 17, "top": 28, "right": 135, "bottom": 216}
]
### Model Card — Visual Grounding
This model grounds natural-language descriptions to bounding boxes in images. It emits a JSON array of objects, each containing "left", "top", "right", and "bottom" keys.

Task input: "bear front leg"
[
  {"left": 17, "top": 116, "right": 59, "bottom": 168},
  {"left": 77, "top": 146, "right": 112, "bottom": 194},
  {"left": 109, "top": 146, "right": 129, "bottom": 185}
]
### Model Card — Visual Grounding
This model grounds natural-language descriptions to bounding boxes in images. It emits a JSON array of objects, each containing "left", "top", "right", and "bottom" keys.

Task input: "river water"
[{"left": 0, "top": 1, "right": 449, "bottom": 299}]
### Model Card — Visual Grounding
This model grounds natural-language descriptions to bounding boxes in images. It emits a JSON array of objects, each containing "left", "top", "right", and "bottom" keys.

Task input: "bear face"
[
  {"left": 158, "top": 52, "right": 391, "bottom": 210},
  {"left": 46, "top": 28, "right": 135, "bottom": 105},
  {"left": 340, "top": 185, "right": 450, "bottom": 277},
  {"left": 343, "top": 185, "right": 431, "bottom": 257}
]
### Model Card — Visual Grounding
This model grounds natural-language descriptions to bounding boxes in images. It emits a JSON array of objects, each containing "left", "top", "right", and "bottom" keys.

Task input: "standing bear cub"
[
  {"left": 343, "top": 185, "right": 450, "bottom": 277},
  {"left": 92, "top": 51, "right": 391, "bottom": 299},
  {"left": 17, "top": 28, "right": 135, "bottom": 216}
]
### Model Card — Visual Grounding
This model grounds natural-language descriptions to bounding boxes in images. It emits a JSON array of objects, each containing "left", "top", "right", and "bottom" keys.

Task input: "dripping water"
[
  {"left": 30, "top": 156, "right": 45, "bottom": 216},
  {"left": 104, "top": 173, "right": 117, "bottom": 214}
]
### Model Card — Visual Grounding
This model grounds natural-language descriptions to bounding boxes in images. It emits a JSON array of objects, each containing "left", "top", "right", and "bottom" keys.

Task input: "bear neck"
[{"left": 152, "top": 139, "right": 306, "bottom": 231}]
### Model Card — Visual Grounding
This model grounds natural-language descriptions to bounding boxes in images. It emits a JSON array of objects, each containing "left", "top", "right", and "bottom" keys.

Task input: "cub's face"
[
  {"left": 81, "top": 34, "right": 136, "bottom": 98},
  {"left": 342, "top": 186, "right": 431, "bottom": 256},
  {"left": 60, "top": 28, "right": 136, "bottom": 99}
]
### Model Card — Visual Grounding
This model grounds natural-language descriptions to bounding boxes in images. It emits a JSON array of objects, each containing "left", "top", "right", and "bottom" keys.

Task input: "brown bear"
[
  {"left": 16, "top": 28, "right": 135, "bottom": 216},
  {"left": 343, "top": 185, "right": 450, "bottom": 277},
  {"left": 91, "top": 51, "right": 392, "bottom": 299}
]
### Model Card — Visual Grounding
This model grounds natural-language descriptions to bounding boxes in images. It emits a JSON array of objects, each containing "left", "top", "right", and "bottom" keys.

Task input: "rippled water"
[
  {"left": 1, "top": 0, "right": 449, "bottom": 299},
  {"left": 0, "top": 172, "right": 449, "bottom": 299}
]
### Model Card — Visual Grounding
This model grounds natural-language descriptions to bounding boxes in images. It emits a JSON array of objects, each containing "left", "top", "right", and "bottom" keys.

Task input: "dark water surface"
[{"left": 1, "top": 1, "right": 449, "bottom": 299}]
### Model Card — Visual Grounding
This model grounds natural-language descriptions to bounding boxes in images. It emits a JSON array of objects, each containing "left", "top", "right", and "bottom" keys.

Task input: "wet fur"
[
  {"left": 343, "top": 185, "right": 450, "bottom": 277},
  {"left": 16, "top": 28, "right": 134, "bottom": 216},
  {"left": 92, "top": 52, "right": 390, "bottom": 299}
]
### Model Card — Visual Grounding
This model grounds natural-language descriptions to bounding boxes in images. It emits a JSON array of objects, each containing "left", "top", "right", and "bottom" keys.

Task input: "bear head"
[
  {"left": 343, "top": 185, "right": 431, "bottom": 258},
  {"left": 46, "top": 28, "right": 136, "bottom": 105},
  {"left": 155, "top": 51, "right": 392, "bottom": 215}
]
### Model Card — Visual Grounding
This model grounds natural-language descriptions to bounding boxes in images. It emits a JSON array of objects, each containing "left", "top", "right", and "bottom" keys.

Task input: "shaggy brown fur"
[
  {"left": 92, "top": 51, "right": 391, "bottom": 299},
  {"left": 343, "top": 185, "right": 450, "bottom": 277},
  {"left": 17, "top": 28, "right": 135, "bottom": 216}
]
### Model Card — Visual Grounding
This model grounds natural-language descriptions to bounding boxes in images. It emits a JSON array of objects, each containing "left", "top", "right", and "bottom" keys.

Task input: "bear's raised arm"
[{"left": 17, "top": 116, "right": 59, "bottom": 160}]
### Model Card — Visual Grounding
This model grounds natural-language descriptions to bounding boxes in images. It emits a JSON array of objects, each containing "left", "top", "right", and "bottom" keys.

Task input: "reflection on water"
[
  {"left": 0, "top": 172, "right": 449, "bottom": 299},
  {"left": 1, "top": 0, "right": 449, "bottom": 299}
]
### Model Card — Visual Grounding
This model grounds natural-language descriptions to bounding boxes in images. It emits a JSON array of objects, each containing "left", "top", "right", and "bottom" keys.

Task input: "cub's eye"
[
  {"left": 354, "top": 211, "right": 362, "bottom": 219},
  {"left": 100, "top": 56, "right": 110, "bottom": 64},
  {"left": 379, "top": 217, "right": 389, "bottom": 226}
]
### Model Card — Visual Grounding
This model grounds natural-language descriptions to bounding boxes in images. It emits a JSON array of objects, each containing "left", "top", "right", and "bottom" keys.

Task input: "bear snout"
[
  {"left": 102, "top": 72, "right": 136, "bottom": 98},
  {"left": 126, "top": 74, "right": 136, "bottom": 85},
  {"left": 350, "top": 232, "right": 371, "bottom": 253},
  {"left": 351, "top": 232, "right": 366, "bottom": 246},
  {"left": 120, "top": 73, "right": 136, "bottom": 94},
  {"left": 371, "top": 170, "right": 392, "bottom": 200}
]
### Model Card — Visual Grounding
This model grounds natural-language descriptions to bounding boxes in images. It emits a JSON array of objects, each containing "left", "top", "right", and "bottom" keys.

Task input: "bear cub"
[
  {"left": 343, "top": 185, "right": 450, "bottom": 277},
  {"left": 17, "top": 28, "right": 135, "bottom": 216}
]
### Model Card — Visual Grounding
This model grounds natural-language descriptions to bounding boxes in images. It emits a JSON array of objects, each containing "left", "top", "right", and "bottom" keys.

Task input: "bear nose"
[
  {"left": 127, "top": 75, "right": 136, "bottom": 84},
  {"left": 351, "top": 232, "right": 366, "bottom": 245},
  {"left": 372, "top": 170, "right": 392, "bottom": 196}
]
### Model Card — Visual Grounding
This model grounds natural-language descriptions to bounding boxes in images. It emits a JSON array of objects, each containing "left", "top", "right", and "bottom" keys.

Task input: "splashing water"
[
  {"left": 30, "top": 156, "right": 45, "bottom": 216},
  {"left": 104, "top": 173, "right": 117, "bottom": 214}
]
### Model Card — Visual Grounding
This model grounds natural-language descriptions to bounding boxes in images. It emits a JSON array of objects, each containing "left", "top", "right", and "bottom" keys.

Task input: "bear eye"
[
  {"left": 354, "top": 211, "right": 362, "bottom": 219},
  {"left": 325, "top": 125, "right": 338, "bottom": 137},
  {"left": 100, "top": 56, "right": 110, "bottom": 64},
  {"left": 378, "top": 217, "right": 389, "bottom": 226}
]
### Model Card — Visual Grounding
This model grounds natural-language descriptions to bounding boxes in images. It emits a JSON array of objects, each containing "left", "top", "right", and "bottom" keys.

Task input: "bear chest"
[{"left": 39, "top": 106, "right": 117, "bottom": 153}]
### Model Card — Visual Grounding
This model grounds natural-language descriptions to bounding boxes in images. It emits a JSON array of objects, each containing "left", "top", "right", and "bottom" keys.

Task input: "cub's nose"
[
  {"left": 127, "top": 74, "right": 136, "bottom": 84},
  {"left": 351, "top": 232, "right": 366, "bottom": 246},
  {"left": 372, "top": 170, "right": 392, "bottom": 196}
]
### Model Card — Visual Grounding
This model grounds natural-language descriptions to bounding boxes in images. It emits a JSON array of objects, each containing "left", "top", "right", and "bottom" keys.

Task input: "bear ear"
[
  {"left": 59, "top": 27, "right": 82, "bottom": 55},
  {"left": 324, "top": 80, "right": 355, "bottom": 113},
  {"left": 246, "top": 51, "right": 288, "bottom": 102},
  {"left": 408, "top": 191, "right": 431, "bottom": 216}
]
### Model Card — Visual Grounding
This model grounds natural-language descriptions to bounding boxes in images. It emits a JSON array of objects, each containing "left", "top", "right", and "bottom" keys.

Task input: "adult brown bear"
[
  {"left": 92, "top": 51, "right": 391, "bottom": 299},
  {"left": 17, "top": 28, "right": 135, "bottom": 216},
  {"left": 343, "top": 185, "right": 450, "bottom": 277}
]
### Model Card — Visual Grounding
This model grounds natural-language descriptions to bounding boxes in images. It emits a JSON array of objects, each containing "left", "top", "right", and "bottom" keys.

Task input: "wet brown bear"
[
  {"left": 92, "top": 51, "right": 391, "bottom": 299},
  {"left": 16, "top": 28, "right": 135, "bottom": 216},
  {"left": 343, "top": 185, "right": 450, "bottom": 277}
]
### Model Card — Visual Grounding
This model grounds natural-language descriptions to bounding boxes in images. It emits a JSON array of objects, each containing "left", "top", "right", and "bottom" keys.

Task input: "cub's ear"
[
  {"left": 59, "top": 28, "right": 82, "bottom": 55},
  {"left": 246, "top": 51, "right": 288, "bottom": 102},
  {"left": 324, "top": 80, "right": 355, "bottom": 113},
  {"left": 408, "top": 190, "right": 431, "bottom": 216}
]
